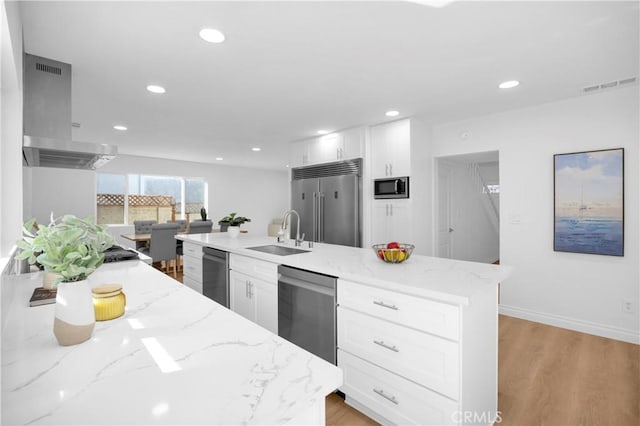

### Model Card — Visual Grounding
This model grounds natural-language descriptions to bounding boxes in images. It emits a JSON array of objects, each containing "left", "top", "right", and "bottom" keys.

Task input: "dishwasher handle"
[
  {"left": 203, "top": 253, "right": 227, "bottom": 265},
  {"left": 278, "top": 275, "right": 335, "bottom": 297}
]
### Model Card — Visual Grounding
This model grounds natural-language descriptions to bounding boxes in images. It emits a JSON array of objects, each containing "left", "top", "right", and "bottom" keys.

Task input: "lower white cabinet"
[
  {"left": 229, "top": 270, "right": 256, "bottom": 321},
  {"left": 229, "top": 254, "right": 278, "bottom": 334},
  {"left": 337, "top": 278, "right": 498, "bottom": 426},
  {"left": 339, "top": 350, "right": 458, "bottom": 426},
  {"left": 338, "top": 306, "right": 460, "bottom": 400},
  {"left": 182, "top": 242, "right": 203, "bottom": 293}
]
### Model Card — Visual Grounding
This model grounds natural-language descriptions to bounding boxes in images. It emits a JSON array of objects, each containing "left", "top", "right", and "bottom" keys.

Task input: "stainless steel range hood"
[{"left": 22, "top": 54, "right": 117, "bottom": 170}]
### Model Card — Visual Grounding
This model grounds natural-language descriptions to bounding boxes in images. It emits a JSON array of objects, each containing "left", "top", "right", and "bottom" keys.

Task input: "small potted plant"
[
  {"left": 218, "top": 212, "right": 251, "bottom": 237},
  {"left": 16, "top": 214, "right": 114, "bottom": 346}
]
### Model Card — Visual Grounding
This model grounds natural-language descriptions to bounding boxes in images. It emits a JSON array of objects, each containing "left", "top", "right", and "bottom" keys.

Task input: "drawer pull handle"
[
  {"left": 373, "top": 388, "right": 398, "bottom": 405},
  {"left": 373, "top": 300, "right": 398, "bottom": 310},
  {"left": 373, "top": 340, "right": 399, "bottom": 352}
]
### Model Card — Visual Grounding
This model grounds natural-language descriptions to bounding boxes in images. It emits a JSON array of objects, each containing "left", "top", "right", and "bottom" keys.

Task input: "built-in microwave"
[{"left": 374, "top": 176, "right": 409, "bottom": 199}]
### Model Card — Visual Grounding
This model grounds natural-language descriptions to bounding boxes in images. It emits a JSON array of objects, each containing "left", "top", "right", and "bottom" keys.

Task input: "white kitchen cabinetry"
[
  {"left": 229, "top": 254, "right": 278, "bottom": 334},
  {"left": 370, "top": 119, "right": 410, "bottom": 178},
  {"left": 339, "top": 127, "right": 365, "bottom": 160},
  {"left": 371, "top": 200, "right": 412, "bottom": 244},
  {"left": 289, "top": 127, "right": 364, "bottom": 168},
  {"left": 337, "top": 279, "right": 498, "bottom": 426},
  {"left": 182, "top": 242, "right": 203, "bottom": 293},
  {"left": 290, "top": 140, "right": 309, "bottom": 168}
]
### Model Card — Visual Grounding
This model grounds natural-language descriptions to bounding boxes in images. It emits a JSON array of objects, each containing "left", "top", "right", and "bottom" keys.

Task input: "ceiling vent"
[{"left": 582, "top": 76, "right": 637, "bottom": 95}]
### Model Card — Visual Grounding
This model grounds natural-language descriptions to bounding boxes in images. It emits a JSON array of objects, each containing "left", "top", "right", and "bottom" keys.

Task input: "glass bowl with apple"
[{"left": 372, "top": 242, "right": 415, "bottom": 264}]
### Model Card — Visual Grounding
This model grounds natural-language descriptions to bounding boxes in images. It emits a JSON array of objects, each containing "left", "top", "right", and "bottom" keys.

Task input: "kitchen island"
[
  {"left": 1, "top": 261, "right": 342, "bottom": 425},
  {"left": 178, "top": 233, "right": 512, "bottom": 425},
  {"left": 178, "top": 233, "right": 510, "bottom": 306}
]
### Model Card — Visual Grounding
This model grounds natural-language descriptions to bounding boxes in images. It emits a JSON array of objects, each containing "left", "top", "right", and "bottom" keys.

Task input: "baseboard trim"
[{"left": 499, "top": 304, "right": 640, "bottom": 345}]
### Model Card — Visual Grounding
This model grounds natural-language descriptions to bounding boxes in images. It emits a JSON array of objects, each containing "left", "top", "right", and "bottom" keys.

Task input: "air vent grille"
[
  {"left": 292, "top": 158, "right": 362, "bottom": 180},
  {"left": 583, "top": 76, "right": 637, "bottom": 94},
  {"left": 35, "top": 62, "right": 62, "bottom": 75}
]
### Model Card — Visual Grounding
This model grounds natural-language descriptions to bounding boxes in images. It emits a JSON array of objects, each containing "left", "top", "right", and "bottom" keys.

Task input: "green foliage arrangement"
[
  {"left": 218, "top": 212, "right": 251, "bottom": 226},
  {"left": 16, "top": 214, "right": 114, "bottom": 283}
]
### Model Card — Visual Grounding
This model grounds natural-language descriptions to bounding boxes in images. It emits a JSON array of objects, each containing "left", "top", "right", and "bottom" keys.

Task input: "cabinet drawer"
[
  {"left": 338, "top": 279, "right": 460, "bottom": 341},
  {"left": 182, "top": 242, "right": 202, "bottom": 258},
  {"left": 338, "top": 307, "right": 460, "bottom": 400},
  {"left": 230, "top": 254, "right": 277, "bottom": 282},
  {"left": 183, "top": 275, "right": 202, "bottom": 294},
  {"left": 183, "top": 255, "right": 203, "bottom": 281},
  {"left": 338, "top": 349, "right": 458, "bottom": 426}
]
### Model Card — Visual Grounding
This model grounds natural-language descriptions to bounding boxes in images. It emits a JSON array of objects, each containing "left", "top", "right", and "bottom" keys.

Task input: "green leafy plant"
[
  {"left": 218, "top": 212, "right": 251, "bottom": 227},
  {"left": 16, "top": 214, "right": 114, "bottom": 283}
]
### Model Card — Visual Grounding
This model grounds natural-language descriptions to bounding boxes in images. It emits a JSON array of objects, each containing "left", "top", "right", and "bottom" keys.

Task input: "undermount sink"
[{"left": 246, "top": 245, "right": 310, "bottom": 256}]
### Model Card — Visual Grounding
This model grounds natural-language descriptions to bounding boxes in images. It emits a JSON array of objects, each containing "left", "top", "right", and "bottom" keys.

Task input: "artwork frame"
[{"left": 554, "top": 148, "right": 624, "bottom": 256}]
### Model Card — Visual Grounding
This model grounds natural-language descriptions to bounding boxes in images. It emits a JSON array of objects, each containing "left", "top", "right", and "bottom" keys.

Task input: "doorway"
[{"left": 435, "top": 151, "right": 500, "bottom": 263}]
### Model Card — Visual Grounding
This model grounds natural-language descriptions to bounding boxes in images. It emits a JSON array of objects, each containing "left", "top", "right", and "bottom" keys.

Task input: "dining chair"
[
  {"left": 188, "top": 220, "right": 213, "bottom": 234},
  {"left": 170, "top": 220, "right": 188, "bottom": 270},
  {"left": 133, "top": 220, "right": 157, "bottom": 250},
  {"left": 167, "top": 219, "right": 187, "bottom": 232},
  {"left": 139, "top": 223, "right": 180, "bottom": 278}
]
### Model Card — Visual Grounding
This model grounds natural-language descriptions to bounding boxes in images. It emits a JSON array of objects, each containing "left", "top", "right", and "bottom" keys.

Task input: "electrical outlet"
[{"left": 622, "top": 299, "right": 635, "bottom": 313}]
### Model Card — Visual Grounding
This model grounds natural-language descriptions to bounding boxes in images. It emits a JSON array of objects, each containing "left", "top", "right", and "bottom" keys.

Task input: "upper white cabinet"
[
  {"left": 340, "top": 127, "right": 365, "bottom": 160},
  {"left": 371, "top": 200, "right": 412, "bottom": 244},
  {"left": 289, "top": 127, "right": 365, "bottom": 168},
  {"left": 370, "top": 119, "right": 410, "bottom": 178}
]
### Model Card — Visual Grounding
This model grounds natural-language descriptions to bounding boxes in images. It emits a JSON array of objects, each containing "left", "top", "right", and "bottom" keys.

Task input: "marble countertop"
[
  {"left": 177, "top": 233, "right": 511, "bottom": 306},
  {"left": 1, "top": 261, "right": 342, "bottom": 425}
]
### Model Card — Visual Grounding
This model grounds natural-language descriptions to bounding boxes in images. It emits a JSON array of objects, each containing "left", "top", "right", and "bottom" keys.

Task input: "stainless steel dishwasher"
[
  {"left": 278, "top": 265, "right": 337, "bottom": 365},
  {"left": 202, "top": 247, "right": 229, "bottom": 308}
]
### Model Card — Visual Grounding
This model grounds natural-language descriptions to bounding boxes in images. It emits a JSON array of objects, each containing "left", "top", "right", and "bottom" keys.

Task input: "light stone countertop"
[
  {"left": 177, "top": 233, "right": 512, "bottom": 306},
  {"left": 1, "top": 260, "right": 342, "bottom": 425}
]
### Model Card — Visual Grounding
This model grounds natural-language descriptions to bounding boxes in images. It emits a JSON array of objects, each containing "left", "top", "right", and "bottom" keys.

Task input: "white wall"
[
  {"left": 26, "top": 167, "right": 97, "bottom": 225},
  {"left": 1, "top": 0, "right": 23, "bottom": 328},
  {"left": 99, "top": 154, "right": 289, "bottom": 236},
  {"left": 1, "top": 0, "right": 23, "bottom": 259},
  {"left": 425, "top": 87, "right": 639, "bottom": 343},
  {"left": 409, "top": 117, "right": 433, "bottom": 256}
]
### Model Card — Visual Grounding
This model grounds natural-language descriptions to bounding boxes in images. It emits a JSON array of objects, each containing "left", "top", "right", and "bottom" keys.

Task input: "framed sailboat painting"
[{"left": 554, "top": 148, "right": 624, "bottom": 256}]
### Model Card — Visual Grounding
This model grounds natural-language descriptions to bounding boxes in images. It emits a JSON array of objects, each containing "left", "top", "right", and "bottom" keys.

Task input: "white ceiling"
[{"left": 18, "top": 1, "right": 639, "bottom": 170}]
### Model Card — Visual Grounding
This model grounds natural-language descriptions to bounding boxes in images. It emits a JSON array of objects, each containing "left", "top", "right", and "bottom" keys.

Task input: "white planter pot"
[
  {"left": 53, "top": 280, "right": 96, "bottom": 346},
  {"left": 228, "top": 226, "right": 240, "bottom": 238}
]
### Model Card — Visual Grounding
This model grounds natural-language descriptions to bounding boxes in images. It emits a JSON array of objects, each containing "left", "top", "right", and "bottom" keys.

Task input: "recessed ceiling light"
[
  {"left": 252, "top": 147, "right": 261, "bottom": 152},
  {"left": 215, "top": 157, "right": 223, "bottom": 161},
  {"left": 199, "top": 28, "right": 225, "bottom": 43},
  {"left": 498, "top": 80, "right": 520, "bottom": 89},
  {"left": 317, "top": 130, "right": 329, "bottom": 135},
  {"left": 285, "top": 165, "right": 289, "bottom": 168},
  {"left": 113, "top": 125, "right": 127, "bottom": 131},
  {"left": 146, "top": 85, "right": 166, "bottom": 94},
  {"left": 385, "top": 110, "right": 400, "bottom": 117}
]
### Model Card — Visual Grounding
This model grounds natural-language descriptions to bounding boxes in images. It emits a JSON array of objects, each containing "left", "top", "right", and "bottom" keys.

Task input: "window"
[
  {"left": 96, "top": 173, "right": 207, "bottom": 225},
  {"left": 96, "top": 174, "right": 126, "bottom": 224},
  {"left": 185, "top": 179, "right": 206, "bottom": 217}
]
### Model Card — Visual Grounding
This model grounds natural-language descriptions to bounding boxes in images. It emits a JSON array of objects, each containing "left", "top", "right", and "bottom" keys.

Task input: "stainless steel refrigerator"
[{"left": 290, "top": 159, "right": 362, "bottom": 247}]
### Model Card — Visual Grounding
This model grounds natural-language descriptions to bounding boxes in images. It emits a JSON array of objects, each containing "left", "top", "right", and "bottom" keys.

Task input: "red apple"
[
  {"left": 377, "top": 249, "right": 385, "bottom": 260},
  {"left": 387, "top": 241, "right": 400, "bottom": 250}
]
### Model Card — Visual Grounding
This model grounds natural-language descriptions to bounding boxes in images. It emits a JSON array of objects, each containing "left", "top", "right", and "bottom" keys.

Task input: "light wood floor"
[
  {"left": 169, "top": 269, "right": 639, "bottom": 425},
  {"left": 498, "top": 315, "right": 639, "bottom": 426}
]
